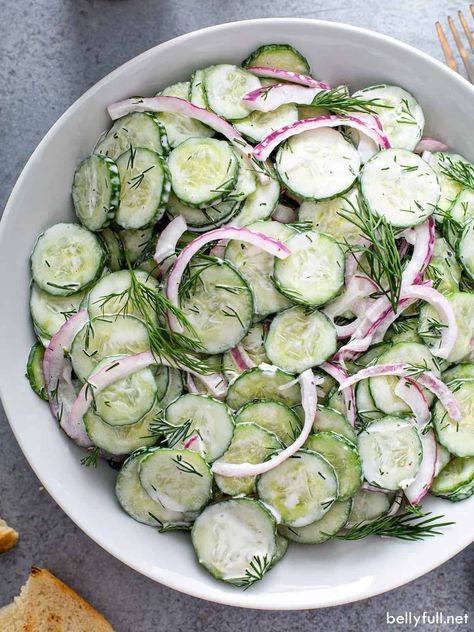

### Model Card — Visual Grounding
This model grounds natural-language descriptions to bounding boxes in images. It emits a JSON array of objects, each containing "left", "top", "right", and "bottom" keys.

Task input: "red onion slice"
[
  {"left": 339, "top": 363, "right": 461, "bottom": 421},
  {"left": 229, "top": 345, "right": 255, "bottom": 372},
  {"left": 404, "top": 429, "right": 437, "bottom": 505},
  {"left": 43, "top": 310, "right": 91, "bottom": 447},
  {"left": 154, "top": 215, "right": 187, "bottom": 276},
  {"left": 401, "top": 218, "right": 435, "bottom": 286},
  {"left": 242, "top": 83, "right": 327, "bottom": 112},
  {"left": 415, "top": 138, "right": 449, "bottom": 153},
  {"left": 253, "top": 115, "right": 391, "bottom": 162},
  {"left": 246, "top": 65, "right": 330, "bottom": 89},
  {"left": 211, "top": 368, "right": 317, "bottom": 477},
  {"left": 320, "top": 361, "right": 356, "bottom": 426},
  {"left": 394, "top": 378, "right": 430, "bottom": 426}
]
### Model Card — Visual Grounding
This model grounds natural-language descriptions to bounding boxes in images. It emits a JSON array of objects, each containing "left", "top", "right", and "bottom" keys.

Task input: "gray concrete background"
[{"left": 0, "top": 1, "right": 473, "bottom": 630}]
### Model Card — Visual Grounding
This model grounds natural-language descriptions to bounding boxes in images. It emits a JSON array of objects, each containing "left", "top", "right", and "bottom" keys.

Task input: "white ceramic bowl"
[{"left": 0, "top": 18, "right": 473, "bottom": 610}]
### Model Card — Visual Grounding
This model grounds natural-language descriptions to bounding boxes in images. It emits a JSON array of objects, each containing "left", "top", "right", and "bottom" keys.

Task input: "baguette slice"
[
  {"left": 0, "top": 518, "right": 18, "bottom": 553},
  {"left": 0, "top": 566, "right": 114, "bottom": 632}
]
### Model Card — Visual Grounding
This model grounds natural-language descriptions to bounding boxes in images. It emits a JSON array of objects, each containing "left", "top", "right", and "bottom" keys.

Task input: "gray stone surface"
[{"left": 0, "top": 1, "right": 472, "bottom": 630}]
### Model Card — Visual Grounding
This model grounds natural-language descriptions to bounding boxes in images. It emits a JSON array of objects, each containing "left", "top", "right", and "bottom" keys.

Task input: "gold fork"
[{"left": 436, "top": 5, "right": 474, "bottom": 81}]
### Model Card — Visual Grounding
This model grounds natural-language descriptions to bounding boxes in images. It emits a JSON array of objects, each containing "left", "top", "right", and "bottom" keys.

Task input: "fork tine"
[
  {"left": 436, "top": 21, "right": 459, "bottom": 71},
  {"left": 471, "top": 4, "right": 474, "bottom": 19},
  {"left": 448, "top": 15, "right": 474, "bottom": 82},
  {"left": 459, "top": 10, "right": 474, "bottom": 53}
]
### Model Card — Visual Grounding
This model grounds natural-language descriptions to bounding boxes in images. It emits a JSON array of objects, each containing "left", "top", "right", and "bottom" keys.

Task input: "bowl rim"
[{"left": 1, "top": 17, "right": 473, "bottom": 610}]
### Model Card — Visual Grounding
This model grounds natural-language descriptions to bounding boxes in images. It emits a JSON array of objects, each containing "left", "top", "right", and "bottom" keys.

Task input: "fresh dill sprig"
[
  {"left": 147, "top": 413, "right": 195, "bottom": 448},
  {"left": 309, "top": 87, "right": 390, "bottom": 115},
  {"left": 440, "top": 154, "right": 474, "bottom": 190},
  {"left": 338, "top": 195, "right": 403, "bottom": 311},
  {"left": 330, "top": 510, "right": 454, "bottom": 541},
  {"left": 81, "top": 446, "right": 100, "bottom": 468},
  {"left": 171, "top": 453, "right": 203, "bottom": 477},
  {"left": 233, "top": 555, "right": 272, "bottom": 590}
]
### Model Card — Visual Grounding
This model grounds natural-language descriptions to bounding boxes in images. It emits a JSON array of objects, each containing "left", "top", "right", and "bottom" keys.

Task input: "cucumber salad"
[{"left": 26, "top": 43, "right": 474, "bottom": 589}]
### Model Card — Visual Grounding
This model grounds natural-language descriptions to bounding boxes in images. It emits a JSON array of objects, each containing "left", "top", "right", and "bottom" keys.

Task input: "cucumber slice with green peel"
[
  {"left": 226, "top": 366, "right": 300, "bottom": 410},
  {"left": 180, "top": 259, "right": 253, "bottom": 355},
  {"left": 164, "top": 394, "right": 234, "bottom": 463},
  {"left": 115, "top": 449, "right": 196, "bottom": 528},
  {"left": 230, "top": 175, "right": 280, "bottom": 227},
  {"left": 158, "top": 367, "right": 184, "bottom": 408},
  {"left": 275, "top": 128, "right": 360, "bottom": 201},
  {"left": 98, "top": 228, "right": 125, "bottom": 271},
  {"left": 191, "top": 498, "right": 277, "bottom": 585},
  {"left": 203, "top": 64, "right": 261, "bottom": 121},
  {"left": 442, "top": 362, "right": 474, "bottom": 382},
  {"left": 432, "top": 379, "right": 474, "bottom": 457},
  {"left": 70, "top": 315, "right": 150, "bottom": 381},
  {"left": 167, "top": 192, "right": 241, "bottom": 231},
  {"left": 230, "top": 155, "right": 257, "bottom": 203},
  {"left": 152, "top": 365, "right": 170, "bottom": 401},
  {"left": 257, "top": 449, "right": 338, "bottom": 527},
  {"left": 119, "top": 227, "right": 154, "bottom": 264},
  {"left": 92, "top": 356, "right": 157, "bottom": 427},
  {"left": 358, "top": 416, "right": 423, "bottom": 490},
  {"left": 189, "top": 69, "right": 208, "bottom": 108},
  {"left": 430, "top": 456, "right": 474, "bottom": 501},
  {"left": 95, "top": 112, "right": 168, "bottom": 160},
  {"left": 384, "top": 317, "right": 423, "bottom": 345},
  {"left": 214, "top": 422, "right": 282, "bottom": 496},
  {"left": 298, "top": 188, "right": 362, "bottom": 244},
  {"left": 223, "top": 323, "right": 269, "bottom": 382},
  {"left": 304, "top": 431, "right": 362, "bottom": 500},
  {"left": 139, "top": 447, "right": 213, "bottom": 513},
  {"left": 234, "top": 104, "right": 298, "bottom": 143},
  {"left": 434, "top": 443, "right": 452, "bottom": 477},
  {"left": 429, "top": 152, "right": 471, "bottom": 214},
  {"left": 265, "top": 306, "right": 337, "bottom": 372},
  {"left": 425, "top": 237, "right": 461, "bottom": 294},
  {"left": 235, "top": 400, "right": 301, "bottom": 446},
  {"left": 313, "top": 406, "right": 357, "bottom": 444},
  {"left": 355, "top": 381, "right": 383, "bottom": 424},
  {"left": 225, "top": 220, "right": 294, "bottom": 318},
  {"left": 458, "top": 219, "right": 474, "bottom": 281},
  {"left": 72, "top": 155, "right": 120, "bottom": 231},
  {"left": 360, "top": 149, "right": 440, "bottom": 228},
  {"left": 444, "top": 188, "right": 474, "bottom": 246},
  {"left": 352, "top": 85, "right": 424, "bottom": 150},
  {"left": 369, "top": 342, "right": 440, "bottom": 415},
  {"left": 272, "top": 534, "right": 289, "bottom": 565},
  {"left": 30, "top": 283, "right": 88, "bottom": 341},
  {"left": 155, "top": 81, "right": 214, "bottom": 148},
  {"left": 242, "top": 44, "right": 311, "bottom": 74},
  {"left": 26, "top": 343, "right": 47, "bottom": 400},
  {"left": 326, "top": 388, "right": 346, "bottom": 417},
  {"left": 418, "top": 291, "right": 474, "bottom": 363},
  {"left": 168, "top": 138, "right": 238, "bottom": 208},
  {"left": 31, "top": 223, "right": 106, "bottom": 296},
  {"left": 346, "top": 489, "right": 392, "bottom": 527},
  {"left": 273, "top": 230, "right": 345, "bottom": 306},
  {"left": 278, "top": 499, "right": 351, "bottom": 544},
  {"left": 87, "top": 269, "right": 160, "bottom": 321},
  {"left": 84, "top": 400, "right": 159, "bottom": 454},
  {"left": 116, "top": 147, "right": 170, "bottom": 229}
]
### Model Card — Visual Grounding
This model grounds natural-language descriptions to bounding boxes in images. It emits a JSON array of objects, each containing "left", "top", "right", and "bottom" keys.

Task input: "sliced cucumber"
[
  {"left": 231, "top": 155, "right": 257, "bottom": 203},
  {"left": 434, "top": 443, "right": 452, "bottom": 477},
  {"left": 180, "top": 259, "right": 253, "bottom": 354},
  {"left": 168, "top": 138, "right": 238, "bottom": 207},
  {"left": 31, "top": 223, "right": 106, "bottom": 296},
  {"left": 384, "top": 317, "right": 422, "bottom": 345},
  {"left": 360, "top": 149, "right": 440, "bottom": 228},
  {"left": 226, "top": 366, "right": 300, "bottom": 410},
  {"left": 203, "top": 64, "right": 261, "bottom": 121},
  {"left": 230, "top": 175, "right": 280, "bottom": 227},
  {"left": 313, "top": 406, "right": 357, "bottom": 444},
  {"left": 158, "top": 367, "right": 184, "bottom": 408},
  {"left": 265, "top": 306, "right": 337, "bottom": 372},
  {"left": 430, "top": 456, "right": 474, "bottom": 501},
  {"left": 433, "top": 378, "right": 474, "bottom": 457},
  {"left": 224, "top": 220, "right": 294, "bottom": 318},
  {"left": 298, "top": 188, "right": 362, "bottom": 244},
  {"left": 152, "top": 365, "right": 170, "bottom": 401},
  {"left": 30, "top": 283, "right": 88, "bottom": 341},
  {"left": 257, "top": 449, "right": 338, "bottom": 527},
  {"left": 26, "top": 343, "right": 47, "bottom": 400},
  {"left": 165, "top": 394, "right": 234, "bottom": 463},
  {"left": 242, "top": 44, "right": 310, "bottom": 74},
  {"left": 167, "top": 193, "right": 240, "bottom": 231},
  {"left": 418, "top": 291, "right": 474, "bottom": 363},
  {"left": 458, "top": 219, "right": 474, "bottom": 281},
  {"left": 222, "top": 323, "right": 269, "bottom": 382},
  {"left": 235, "top": 400, "right": 301, "bottom": 446},
  {"left": 214, "top": 422, "right": 282, "bottom": 496},
  {"left": 273, "top": 230, "right": 345, "bottom": 306},
  {"left": 346, "top": 489, "right": 391, "bottom": 527},
  {"left": 98, "top": 228, "right": 125, "bottom": 271},
  {"left": 139, "top": 447, "right": 213, "bottom": 513},
  {"left": 72, "top": 155, "right": 120, "bottom": 231},
  {"left": 429, "top": 152, "right": 471, "bottom": 214},
  {"left": 278, "top": 499, "right": 351, "bottom": 544},
  {"left": 70, "top": 315, "right": 150, "bottom": 381},
  {"left": 119, "top": 227, "right": 154, "bottom": 265},
  {"left": 275, "top": 128, "right": 360, "bottom": 200},
  {"left": 305, "top": 432, "right": 362, "bottom": 500},
  {"left": 191, "top": 498, "right": 277, "bottom": 585},
  {"left": 425, "top": 236, "right": 461, "bottom": 294},
  {"left": 355, "top": 380, "right": 383, "bottom": 423},
  {"left": 189, "top": 69, "right": 208, "bottom": 108},
  {"left": 116, "top": 147, "right": 170, "bottom": 229},
  {"left": 115, "top": 449, "right": 196, "bottom": 528},
  {"left": 352, "top": 85, "right": 424, "bottom": 150},
  {"left": 95, "top": 112, "right": 168, "bottom": 160},
  {"left": 358, "top": 416, "right": 423, "bottom": 490},
  {"left": 155, "top": 81, "right": 214, "bottom": 147},
  {"left": 445, "top": 187, "right": 474, "bottom": 246},
  {"left": 234, "top": 104, "right": 298, "bottom": 143}
]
